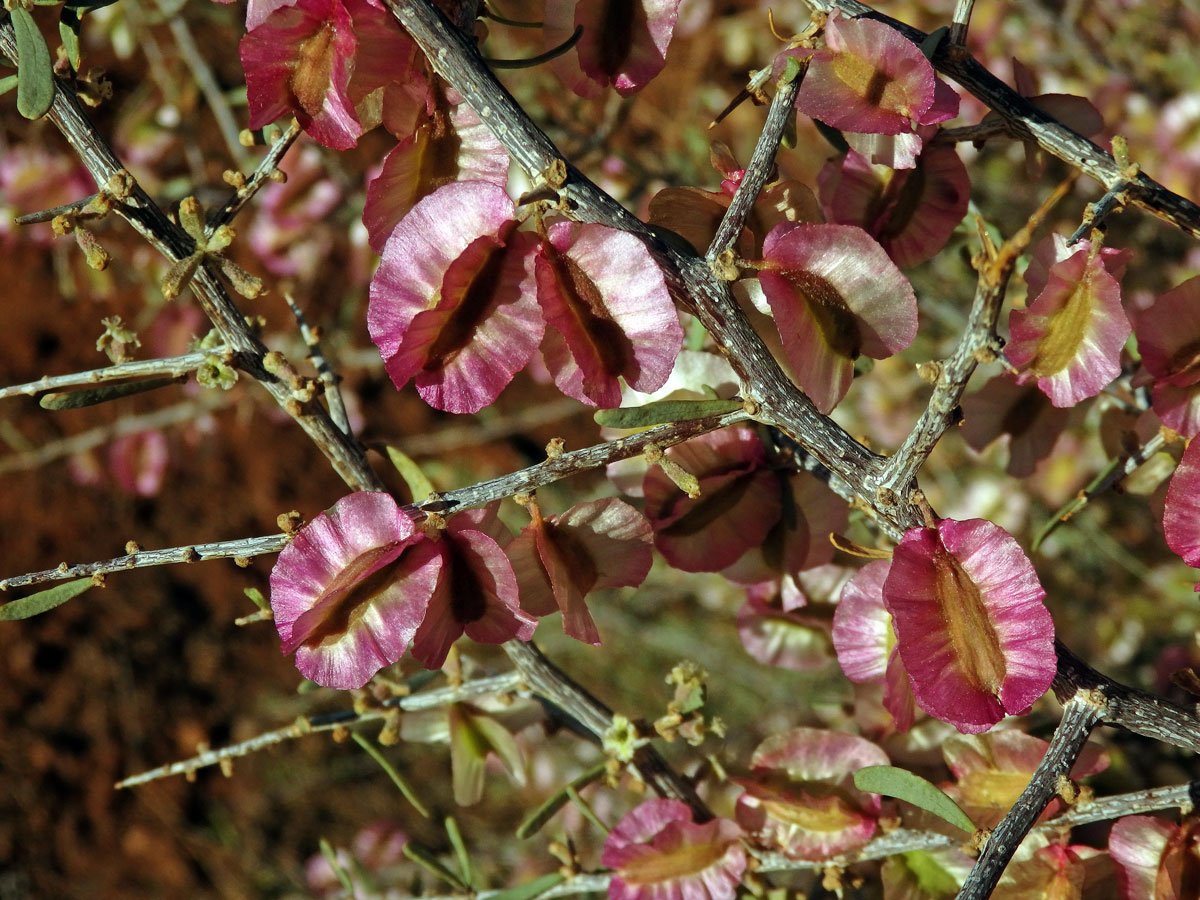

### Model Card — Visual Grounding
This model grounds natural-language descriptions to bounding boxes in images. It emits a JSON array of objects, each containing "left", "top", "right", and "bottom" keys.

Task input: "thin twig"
[
  {"left": 1048, "top": 780, "right": 1200, "bottom": 829},
  {"left": 948, "top": 0, "right": 975, "bottom": 46},
  {"left": 706, "top": 69, "right": 805, "bottom": 262},
  {"left": 381, "top": 396, "right": 581, "bottom": 457},
  {"left": 13, "top": 192, "right": 102, "bottom": 225},
  {"left": 207, "top": 120, "right": 303, "bottom": 233},
  {"left": 1066, "top": 180, "right": 1134, "bottom": 245},
  {"left": 160, "top": 0, "right": 252, "bottom": 170},
  {"left": 933, "top": 121, "right": 1009, "bottom": 145},
  {"left": 413, "top": 408, "right": 750, "bottom": 516},
  {"left": 0, "top": 533, "right": 291, "bottom": 591},
  {"left": 503, "top": 641, "right": 713, "bottom": 823},
  {"left": 115, "top": 671, "right": 525, "bottom": 788},
  {"left": 1033, "top": 428, "right": 1168, "bottom": 551},
  {"left": 956, "top": 692, "right": 1104, "bottom": 900},
  {"left": 1, "top": 409, "right": 750, "bottom": 589},
  {"left": 0, "top": 348, "right": 230, "bottom": 400},
  {"left": 285, "top": 294, "right": 351, "bottom": 434}
]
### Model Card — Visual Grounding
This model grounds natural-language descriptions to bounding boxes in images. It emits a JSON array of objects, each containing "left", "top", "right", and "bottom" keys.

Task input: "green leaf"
[
  {"left": 895, "top": 851, "right": 962, "bottom": 897},
  {"left": 449, "top": 704, "right": 525, "bottom": 807},
  {"left": 920, "top": 26, "right": 950, "bottom": 61},
  {"left": 12, "top": 6, "right": 54, "bottom": 119},
  {"left": 0, "top": 74, "right": 18, "bottom": 96},
  {"left": 39, "top": 377, "right": 176, "bottom": 410},
  {"left": 448, "top": 706, "right": 487, "bottom": 807},
  {"left": 814, "top": 120, "right": 850, "bottom": 155},
  {"left": 779, "top": 54, "right": 809, "bottom": 86},
  {"left": 243, "top": 587, "right": 269, "bottom": 613},
  {"left": 350, "top": 731, "right": 431, "bottom": 818},
  {"left": 516, "top": 763, "right": 606, "bottom": 839},
  {"left": 565, "top": 785, "right": 609, "bottom": 833},
  {"left": 1, "top": 578, "right": 93, "bottom": 620},
  {"left": 58, "top": 15, "right": 81, "bottom": 72},
  {"left": 486, "top": 873, "right": 565, "bottom": 900},
  {"left": 854, "top": 765, "right": 975, "bottom": 833},
  {"left": 317, "top": 838, "right": 355, "bottom": 895},
  {"left": 385, "top": 445, "right": 436, "bottom": 503},
  {"left": 594, "top": 398, "right": 742, "bottom": 429},
  {"left": 444, "top": 816, "right": 473, "bottom": 889},
  {"left": 403, "top": 842, "right": 468, "bottom": 890}
]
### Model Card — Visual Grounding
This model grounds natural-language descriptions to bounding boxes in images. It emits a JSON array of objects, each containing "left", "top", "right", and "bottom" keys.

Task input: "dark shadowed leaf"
[{"left": 594, "top": 398, "right": 742, "bottom": 428}]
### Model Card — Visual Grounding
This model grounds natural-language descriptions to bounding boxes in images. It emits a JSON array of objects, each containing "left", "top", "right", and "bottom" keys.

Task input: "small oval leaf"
[
  {"left": 853, "top": 765, "right": 976, "bottom": 833},
  {"left": 12, "top": 6, "right": 55, "bottom": 120},
  {"left": 1, "top": 578, "right": 93, "bottom": 620},
  {"left": 594, "top": 398, "right": 742, "bottom": 429},
  {"left": 58, "top": 17, "right": 81, "bottom": 72}
]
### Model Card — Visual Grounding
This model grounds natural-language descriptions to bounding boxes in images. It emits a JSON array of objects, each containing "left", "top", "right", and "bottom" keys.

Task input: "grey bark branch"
[
  {"left": 706, "top": 71, "right": 804, "bottom": 262},
  {"left": 208, "top": 120, "right": 302, "bottom": 233},
  {"left": 503, "top": 641, "right": 713, "bottom": 821},
  {"left": 0, "top": 348, "right": 230, "bottom": 399},
  {"left": 956, "top": 693, "right": 1104, "bottom": 899},
  {"left": 1053, "top": 640, "right": 1200, "bottom": 754},
  {"left": 2, "top": 409, "right": 747, "bottom": 589},
  {"left": 877, "top": 168, "right": 1077, "bottom": 494},
  {"left": 0, "top": 534, "right": 293, "bottom": 591},
  {"left": 877, "top": 250, "right": 1013, "bottom": 494},
  {"left": 116, "top": 671, "right": 525, "bottom": 788}
]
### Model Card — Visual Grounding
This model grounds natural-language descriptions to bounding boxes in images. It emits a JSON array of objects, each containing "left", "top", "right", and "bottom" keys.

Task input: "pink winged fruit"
[{"left": 883, "top": 518, "right": 1056, "bottom": 733}]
